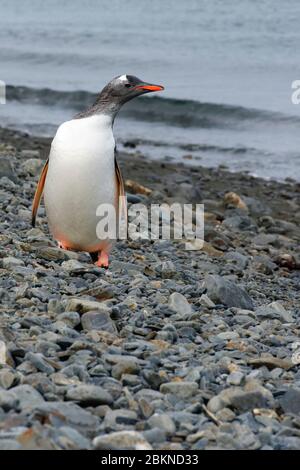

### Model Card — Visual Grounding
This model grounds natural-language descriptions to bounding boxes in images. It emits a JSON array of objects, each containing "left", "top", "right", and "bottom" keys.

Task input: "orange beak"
[{"left": 135, "top": 84, "right": 164, "bottom": 92}]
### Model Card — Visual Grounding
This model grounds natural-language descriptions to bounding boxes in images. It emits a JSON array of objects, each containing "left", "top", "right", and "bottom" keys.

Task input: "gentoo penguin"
[{"left": 32, "top": 75, "right": 164, "bottom": 267}]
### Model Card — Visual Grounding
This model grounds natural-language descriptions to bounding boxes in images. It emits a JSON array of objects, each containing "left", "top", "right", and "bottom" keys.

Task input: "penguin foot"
[{"left": 95, "top": 251, "right": 109, "bottom": 268}]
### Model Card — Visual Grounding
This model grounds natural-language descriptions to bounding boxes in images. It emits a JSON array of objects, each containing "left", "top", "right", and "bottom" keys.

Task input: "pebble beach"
[{"left": 0, "top": 126, "right": 300, "bottom": 450}]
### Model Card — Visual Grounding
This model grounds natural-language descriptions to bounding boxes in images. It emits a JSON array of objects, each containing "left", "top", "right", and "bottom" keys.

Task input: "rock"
[
  {"left": 252, "top": 233, "right": 274, "bottom": 246},
  {"left": 127, "top": 193, "right": 143, "bottom": 204},
  {"left": 104, "top": 409, "right": 138, "bottom": 430},
  {"left": 168, "top": 292, "right": 192, "bottom": 316},
  {"left": 110, "top": 260, "right": 144, "bottom": 274},
  {"left": 0, "top": 369, "right": 18, "bottom": 389},
  {"left": 122, "top": 374, "right": 141, "bottom": 387},
  {"left": 201, "top": 241, "right": 224, "bottom": 256},
  {"left": 216, "top": 423, "right": 260, "bottom": 450},
  {"left": 244, "top": 196, "right": 271, "bottom": 216},
  {"left": 0, "top": 341, "right": 8, "bottom": 365},
  {"left": 20, "top": 149, "right": 40, "bottom": 159},
  {"left": 275, "top": 253, "right": 297, "bottom": 270},
  {"left": 93, "top": 430, "right": 152, "bottom": 450},
  {"left": 216, "top": 331, "right": 240, "bottom": 341},
  {"left": 185, "top": 239, "right": 223, "bottom": 256},
  {"left": 36, "top": 246, "right": 67, "bottom": 261},
  {"left": 155, "top": 324, "right": 178, "bottom": 343},
  {"left": 143, "top": 428, "right": 167, "bottom": 444},
  {"left": 204, "top": 274, "right": 254, "bottom": 310},
  {"left": 251, "top": 255, "right": 277, "bottom": 274},
  {"left": 10, "top": 385, "right": 44, "bottom": 409},
  {"left": 169, "top": 180, "right": 201, "bottom": 203},
  {"left": 111, "top": 360, "right": 140, "bottom": 380},
  {"left": 18, "top": 208, "right": 31, "bottom": 222},
  {"left": 2, "top": 257, "right": 25, "bottom": 270},
  {"left": 56, "top": 426, "right": 91, "bottom": 450},
  {"left": 215, "top": 408, "right": 236, "bottom": 422},
  {"left": 66, "top": 385, "right": 113, "bottom": 407},
  {"left": 0, "top": 440, "right": 21, "bottom": 450},
  {"left": 0, "top": 390, "right": 19, "bottom": 411},
  {"left": 223, "top": 215, "right": 254, "bottom": 232},
  {"left": 248, "top": 356, "right": 293, "bottom": 370},
  {"left": 57, "top": 311, "right": 81, "bottom": 328},
  {"left": 0, "top": 156, "right": 15, "bottom": 180},
  {"left": 224, "top": 192, "right": 247, "bottom": 210},
  {"left": 255, "top": 302, "right": 294, "bottom": 323},
  {"left": 81, "top": 311, "right": 117, "bottom": 334},
  {"left": 125, "top": 179, "right": 152, "bottom": 196},
  {"left": 143, "top": 369, "right": 164, "bottom": 390},
  {"left": 104, "top": 354, "right": 141, "bottom": 366},
  {"left": 279, "top": 388, "right": 300, "bottom": 415},
  {"left": 207, "top": 381, "right": 274, "bottom": 413},
  {"left": 25, "top": 352, "right": 55, "bottom": 374},
  {"left": 160, "top": 382, "right": 198, "bottom": 399},
  {"left": 48, "top": 299, "right": 64, "bottom": 314},
  {"left": 139, "top": 398, "right": 154, "bottom": 419},
  {"left": 16, "top": 427, "right": 57, "bottom": 450},
  {"left": 21, "top": 158, "right": 44, "bottom": 176},
  {"left": 187, "top": 429, "right": 213, "bottom": 445},
  {"left": 272, "top": 436, "right": 300, "bottom": 450},
  {"left": 226, "top": 371, "right": 244, "bottom": 386},
  {"left": 61, "top": 259, "right": 84, "bottom": 271},
  {"left": 148, "top": 413, "right": 176, "bottom": 435},
  {"left": 0, "top": 177, "right": 16, "bottom": 191},
  {"left": 64, "top": 298, "right": 111, "bottom": 314},
  {"left": 224, "top": 251, "right": 249, "bottom": 269},
  {"left": 160, "top": 260, "right": 177, "bottom": 279},
  {"left": 31, "top": 402, "right": 99, "bottom": 436},
  {"left": 199, "top": 294, "right": 215, "bottom": 308}
]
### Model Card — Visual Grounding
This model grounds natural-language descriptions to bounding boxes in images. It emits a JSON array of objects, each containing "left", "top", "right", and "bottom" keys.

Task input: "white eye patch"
[{"left": 118, "top": 74, "right": 128, "bottom": 82}]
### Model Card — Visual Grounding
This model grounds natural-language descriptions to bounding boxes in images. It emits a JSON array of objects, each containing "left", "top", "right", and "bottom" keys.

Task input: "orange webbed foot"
[{"left": 95, "top": 251, "right": 109, "bottom": 269}]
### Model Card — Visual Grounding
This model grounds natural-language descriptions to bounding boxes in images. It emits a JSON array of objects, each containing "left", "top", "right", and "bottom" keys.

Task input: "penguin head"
[{"left": 100, "top": 74, "right": 164, "bottom": 105}]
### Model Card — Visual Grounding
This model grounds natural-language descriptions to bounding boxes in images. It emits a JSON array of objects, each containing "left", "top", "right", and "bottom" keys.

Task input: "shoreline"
[
  {"left": 1, "top": 124, "right": 300, "bottom": 190},
  {"left": 1, "top": 124, "right": 300, "bottom": 185},
  {"left": 0, "top": 125, "right": 300, "bottom": 450}
]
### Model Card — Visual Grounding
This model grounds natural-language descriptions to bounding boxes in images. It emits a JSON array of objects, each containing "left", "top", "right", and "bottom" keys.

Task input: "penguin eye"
[{"left": 125, "top": 83, "right": 132, "bottom": 88}]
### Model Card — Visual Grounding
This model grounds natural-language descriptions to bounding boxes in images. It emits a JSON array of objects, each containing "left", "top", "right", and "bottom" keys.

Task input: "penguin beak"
[{"left": 134, "top": 83, "right": 164, "bottom": 93}]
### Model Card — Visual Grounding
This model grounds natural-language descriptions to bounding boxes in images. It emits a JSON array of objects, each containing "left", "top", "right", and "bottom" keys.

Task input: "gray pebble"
[{"left": 66, "top": 385, "right": 113, "bottom": 407}]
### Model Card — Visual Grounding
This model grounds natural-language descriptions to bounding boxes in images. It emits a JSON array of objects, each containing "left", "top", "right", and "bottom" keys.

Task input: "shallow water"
[{"left": 0, "top": 0, "right": 300, "bottom": 180}]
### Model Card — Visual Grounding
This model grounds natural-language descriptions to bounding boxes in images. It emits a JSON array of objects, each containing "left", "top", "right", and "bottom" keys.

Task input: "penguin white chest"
[{"left": 44, "top": 115, "right": 117, "bottom": 252}]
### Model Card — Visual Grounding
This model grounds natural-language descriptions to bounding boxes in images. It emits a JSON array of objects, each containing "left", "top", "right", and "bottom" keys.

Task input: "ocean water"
[{"left": 0, "top": 0, "right": 300, "bottom": 180}]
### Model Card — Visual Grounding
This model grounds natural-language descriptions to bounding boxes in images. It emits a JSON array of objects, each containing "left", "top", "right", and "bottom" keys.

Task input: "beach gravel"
[{"left": 0, "top": 129, "right": 299, "bottom": 449}]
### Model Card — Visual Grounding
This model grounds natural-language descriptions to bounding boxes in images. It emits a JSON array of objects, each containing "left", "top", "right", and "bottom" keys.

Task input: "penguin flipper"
[{"left": 31, "top": 158, "right": 49, "bottom": 227}]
